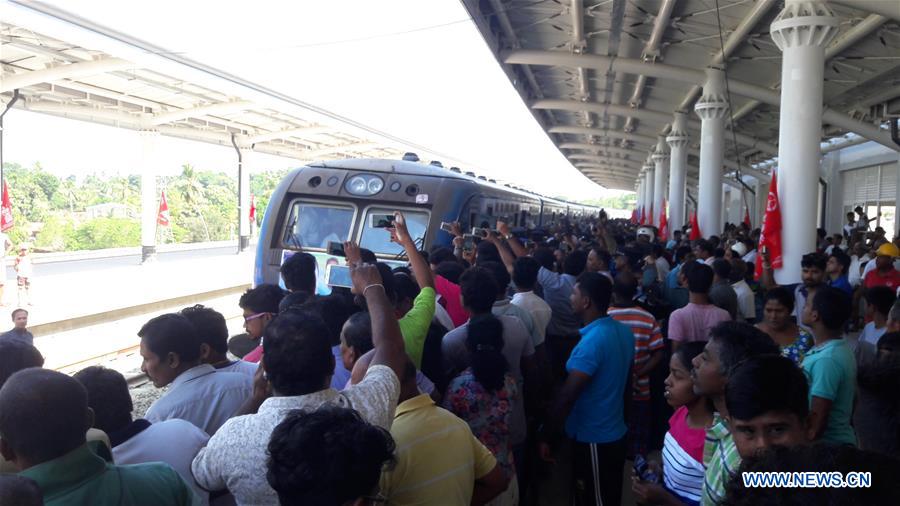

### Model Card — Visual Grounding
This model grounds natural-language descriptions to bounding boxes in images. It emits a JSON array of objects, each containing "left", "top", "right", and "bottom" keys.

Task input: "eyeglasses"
[
  {"left": 362, "top": 493, "right": 387, "bottom": 504},
  {"left": 243, "top": 312, "right": 271, "bottom": 323}
]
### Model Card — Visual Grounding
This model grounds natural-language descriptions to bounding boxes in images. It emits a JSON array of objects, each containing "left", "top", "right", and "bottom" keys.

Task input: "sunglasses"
[{"left": 243, "top": 312, "right": 271, "bottom": 323}]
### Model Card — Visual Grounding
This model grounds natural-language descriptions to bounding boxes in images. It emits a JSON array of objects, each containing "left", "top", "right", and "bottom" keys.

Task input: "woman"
[
  {"left": 755, "top": 286, "right": 814, "bottom": 365},
  {"left": 443, "top": 314, "right": 519, "bottom": 505},
  {"left": 632, "top": 342, "right": 712, "bottom": 506}
]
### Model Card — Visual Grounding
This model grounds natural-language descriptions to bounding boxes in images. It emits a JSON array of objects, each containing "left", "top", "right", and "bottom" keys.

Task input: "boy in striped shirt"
[{"left": 608, "top": 272, "right": 665, "bottom": 458}]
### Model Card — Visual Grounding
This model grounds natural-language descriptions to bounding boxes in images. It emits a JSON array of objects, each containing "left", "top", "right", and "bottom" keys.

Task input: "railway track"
[{"left": 47, "top": 284, "right": 249, "bottom": 388}]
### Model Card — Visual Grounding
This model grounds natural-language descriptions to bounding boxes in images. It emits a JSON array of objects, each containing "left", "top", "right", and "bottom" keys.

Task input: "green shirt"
[
  {"left": 802, "top": 338, "right": 858, "bottom": 445},
  {"left": 702, "top": 414, "right": 740, "bottom": 506},
  {"left": 20, "top": 443, "right": 197, "bottom": 506},
  {"left": 399, "top": 287, "right": 436, "bottom": 368}
]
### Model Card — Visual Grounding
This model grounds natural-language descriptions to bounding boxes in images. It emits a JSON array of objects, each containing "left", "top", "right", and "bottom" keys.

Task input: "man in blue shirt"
[{"left": 539, "top": 272, "right": 635, "bottom": 506}]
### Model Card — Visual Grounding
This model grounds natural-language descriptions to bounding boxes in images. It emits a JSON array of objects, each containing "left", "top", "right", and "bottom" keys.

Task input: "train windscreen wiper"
[{"left": 284, "top": 211, "right": 303, "bottom": 250}]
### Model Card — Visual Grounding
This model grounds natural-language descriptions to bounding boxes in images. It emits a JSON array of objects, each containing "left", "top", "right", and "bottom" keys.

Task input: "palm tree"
[
  {"left": 176, "top": 164, "right": 210, "bottom": 241},
  {"left": 59, "top": 178, "right": 79, "bottom": 212}
]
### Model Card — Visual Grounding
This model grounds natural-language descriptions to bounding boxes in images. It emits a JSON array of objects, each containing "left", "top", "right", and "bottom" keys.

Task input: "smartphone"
[
  {"left": 462, "top": 234, "right": 475, "bottom": 251},
  {"left": 633, "top": 454, "right": 660, "bottom": 483},
  {"left": 440, "top": 222, "right": 454, "bottom": 234},
  {"left": 325, "top": 264, "right": 353, "bottom": 288},
  {"left": 471, "top": 227, "right": 488, "bottom": 239},
  {"left": 326, "top": 241, "right": 345, "bottom": 257},
  {"left": 371, "top": 214, "right": 396, "bottom": 228},
  {"left": 761, "top": 245, "right": 768, "bottom": 256}
]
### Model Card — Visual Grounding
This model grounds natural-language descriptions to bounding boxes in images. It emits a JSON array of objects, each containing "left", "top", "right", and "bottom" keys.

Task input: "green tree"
[{"left": 174, "top": 164, "right": 210, "bottom": 241}]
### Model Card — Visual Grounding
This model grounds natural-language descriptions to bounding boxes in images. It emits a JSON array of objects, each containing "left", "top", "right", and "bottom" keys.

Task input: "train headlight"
[{"left": 345, "top": 174, "right": 384, "bottom": 196}]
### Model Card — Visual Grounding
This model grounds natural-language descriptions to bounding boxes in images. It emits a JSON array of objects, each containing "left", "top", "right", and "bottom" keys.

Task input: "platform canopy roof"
[
  {"left": 462, "top": 0, "right": 900, "bottom": 190},
  {"left": 0, "top": 3, "right": 471, "bottom": 171}
]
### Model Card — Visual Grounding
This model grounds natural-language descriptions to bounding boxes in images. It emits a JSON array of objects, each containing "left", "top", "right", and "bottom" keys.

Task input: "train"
[{"left": 253, "top": 154, "right": 601, "bottom": 291}]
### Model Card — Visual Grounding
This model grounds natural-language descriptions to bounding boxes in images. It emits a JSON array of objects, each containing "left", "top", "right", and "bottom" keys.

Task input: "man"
[
  {"left": 379, "top": 361, "right": 508, "bottom": 505},
  {"left": 389, "top": 212, "right": 436, "bottom": 369},
  {"left": 192, "top": 258, "right": 408, "bottom": 505},
  {"left": 607, "top": 272, "right": 663, "bottom": 459},
  {"left": 74, "top": 366, "right": 210, "bottom": 504},
  {"left": 729, "top": 259, "right": 756, "bottom": 323},
  {"left": 863, "top": 242, "right": 900, "bottom": 292},
  {"left": 650, "top": 244, "right": 670, "bottom": 283},
  {"left": 664, "top": 246, "right": 693, "bottom": 311},
  {"left": 694, "top": 239, "right": 715, "bottom": 266},
  {"left": 725, "top": 355, "right": 810, "bottom": 459},
  {"left": 442, "top": 267, "right": 537, "bottom": 466},
  {"left": 825, "top": 249, "right": 853, "bottom": 297},
  {"left": 140, "top": 313, "right": 251, "bottom": 435},
  {"left": 843, "top": 211, "right": 857, "bottom": 240},
  {"left": 238, "top": 284, "right": 285, "bottom": 363},
  {"left": 855, "top": 205, "right": 877, "bottom": 233},
  {"left": 0, "top": 308, "right": 33, "bottom": 345},
  {"left": 691, "top": 322, "right": 779, "bottom": 505},
  {"left": 180, "top": 304, "right": 256, "bottom": 378},
  {"left": 824, "top": 234, "right": 845, "bottom": 256},
  {"left": 763, "top": 252, "right": 827, "bottom": 331},
  {"left": 539, "top": 272, "right": 634, "bottom": 506},
  {"left": 0, "top": 368, "right": 195, "bottom": 505},
  {"left": 279, "top": 251, "right": 317, "bottom": 294},
  {"left": 800, "top": 286, "right": 857, "bottom": 446},
  {"left": 710, "top": 259, "right": 739, "bottom": 320},
  {"left": 586, "top": 247, "right": 613, "bottom": 281},
  {"left": 510, "top": 256, "right": 552, "bottom": 348},
  {"left": 667, "top": 262, "right": 731, "bottom": 350},
  {"left": 267, "top": 406, "right": 398, "bottom": 506},
  {"left": 888, "top": 299, "right": 900, "bottom": 333},
  {"left": 481, "top": 260, "right": 540, "bottom": 348}
]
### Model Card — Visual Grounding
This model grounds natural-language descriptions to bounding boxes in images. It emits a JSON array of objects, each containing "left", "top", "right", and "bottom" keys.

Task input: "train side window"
[
  {"left": 282, "top": 201, "right": 355, "bottom": 250},
  {"left": 359, "top": 207, "right": 429, "bottom": 256}
]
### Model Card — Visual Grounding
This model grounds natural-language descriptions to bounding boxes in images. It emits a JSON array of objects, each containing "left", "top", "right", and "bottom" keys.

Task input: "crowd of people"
[{"left": 1, "top": 208, "right": 899, "bottom": 506}]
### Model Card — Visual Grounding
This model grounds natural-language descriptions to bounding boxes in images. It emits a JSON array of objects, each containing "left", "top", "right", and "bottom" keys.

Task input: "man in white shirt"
[
  {"left": 181, "top": 304, "right": 257, "bottom": 378},
  {"left": 140, "top": 314, "right": 251, "bottom": 435},
  {"left": 74, "top": 365, "right": 211, "bottom": 505},
  {"left": 510, "top": 256, "right": 552, "bottom": 347},
  {"left": 843, "top": 212, "right": 857, "bottom": 240},
  {"left": 729, "top": 259, "right": 757, "bottom": 323},
  {"left": 192, "top": 257, "right": 408, "bottom": 506},
  {"left": 481, "top": 260, "right": 541, "bottom": 348}
]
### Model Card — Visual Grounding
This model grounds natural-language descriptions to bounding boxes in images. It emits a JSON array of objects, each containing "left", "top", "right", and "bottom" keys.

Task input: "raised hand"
[
  {"left": 349, "top": 261, "right": 384, "bottom": 295},
  {"left": 344, "top": 241, "right": 363, "bottom": 265},
  {"left": 389, "top": 211, "right": 412, "bottom": 246}
]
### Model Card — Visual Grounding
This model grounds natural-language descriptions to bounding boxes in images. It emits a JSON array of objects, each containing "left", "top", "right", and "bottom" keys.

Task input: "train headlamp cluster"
[{"left": 345, "top": 174, "right": 384, "bottom": 196}]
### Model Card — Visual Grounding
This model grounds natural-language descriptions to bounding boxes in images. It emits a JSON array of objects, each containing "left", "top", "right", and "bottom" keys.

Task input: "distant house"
[{"left": 86, "top": 203, "right": 135, "bottom": 219}]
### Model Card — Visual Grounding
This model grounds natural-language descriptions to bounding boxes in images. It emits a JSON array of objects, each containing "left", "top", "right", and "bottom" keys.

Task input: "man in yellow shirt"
[{"left": 379, "top": 359, "right": 508, "bottom": 505}]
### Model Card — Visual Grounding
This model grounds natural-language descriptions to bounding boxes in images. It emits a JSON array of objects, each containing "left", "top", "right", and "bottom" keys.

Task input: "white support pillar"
[
  {"left": 653, "top": 135, "right": 670, "bottom": 231},
  {"left": 771, "top": 0, "right": 838, "bottom": 283},
  {"left": 695, "top": 67, "right": 729, "bottom": 239},
  {"left": 139, "top": 129, "right": 160, "bottom": 263},
  {"left": 644, "top": 161, "right": 656, "bottom": 226},
  {"left": 729, "top": 187, "right": 743, "bottom": 225},
  {"left": 637, "top": 176, "right": 644, "bottom": 214},
  {"left": 667, "top": 112, "right": 689, "bottom": 237},
  {"left": 238, "top": 147, "right": 252, "bottom": 252}
]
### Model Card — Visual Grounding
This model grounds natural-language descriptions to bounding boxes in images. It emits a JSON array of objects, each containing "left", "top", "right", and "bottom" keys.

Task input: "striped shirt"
[
  {"left": 702, "top": 414, "right": 741, "bottom": 506},
  {"left": 663, "top": 407, "right": 706, "bottom": 506},
  {"left": 380, "top": 394, "right": 497, "bottom": 505},
  {"left": 608, "top": 305, "right": 664, "bottom": 401}
]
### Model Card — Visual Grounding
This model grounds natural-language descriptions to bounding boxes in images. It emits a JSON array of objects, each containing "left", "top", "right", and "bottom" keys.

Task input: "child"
[
  {"left": 632, "top": 342, "right": 712, "bottom": 506},
  {"left": 14, "top": 244, "right": 32, "bottom": 306}
]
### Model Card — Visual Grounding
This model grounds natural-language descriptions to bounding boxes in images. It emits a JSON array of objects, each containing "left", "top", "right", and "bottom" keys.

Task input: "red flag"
[
  {"left": 631, "top": 208, "right": 638, "bottom": 224},
  {"left": 659, "top": 201, "right": 668, "bottom": 240},
  {"left": 157, "top": 190, "right": 170, "bottom": 227},
  {"left": 1, "top": 181, "right": 13, "bottom": 232},
  {"left": 689, "top": 212, "right": 702, "bottom": 241},
  {"left": 249, "top": 194, "right": 256, "bottom": 222},
  {"left": 743, "top": 208, "right": 752, "bottom": 229},
  {"left": 640, "top": 206, "right": 646, "bottom": 225},
  {"left": 755, "top": 170, "right": 784, "bottom": 279}
]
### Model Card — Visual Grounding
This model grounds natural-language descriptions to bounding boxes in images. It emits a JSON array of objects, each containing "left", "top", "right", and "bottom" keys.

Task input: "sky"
[{"left": 3, "top": 0, "right": 630, "bottom": 200}]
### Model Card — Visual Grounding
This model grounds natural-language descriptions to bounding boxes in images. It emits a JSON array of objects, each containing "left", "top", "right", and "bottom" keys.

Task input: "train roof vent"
[
  {"left": 465, "top": 171, "right": 476, "bottom": 177},
  {"left": 488, "top": 179, "right": 497, "bottom": 183},
  {"left": 450, "top": 166, "right": 461, "bottom": 173},
  {"left": 429, "top": 160, "right": 443, "bottom": 168},
  {"left": 402, "top": 152, "right": 420, "bottom": 162},
  {"left": 477, "top": 176, "right": 487, "bottom": 181}
]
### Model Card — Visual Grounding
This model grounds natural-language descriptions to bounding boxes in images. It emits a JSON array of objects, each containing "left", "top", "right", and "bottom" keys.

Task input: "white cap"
[
  {"left": 637, "top": 227, "right": 655, "bottom": 239},
  {"left": 731, "top": 242, "right": 748, "bottom": 257}
]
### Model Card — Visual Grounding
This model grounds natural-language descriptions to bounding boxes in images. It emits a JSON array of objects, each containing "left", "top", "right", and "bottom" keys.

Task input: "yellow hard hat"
[{"left": 876, "top": 243, "right": 899, "bottom": 258}]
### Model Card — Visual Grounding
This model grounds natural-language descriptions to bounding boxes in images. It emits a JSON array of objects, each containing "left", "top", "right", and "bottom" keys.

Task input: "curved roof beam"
[
  {"left": 505, "top": 50, "right": 896, "bottom": 151},
  {"left": 534, "top": 99, "right": 778, "bottom": 155},
  {"left": 301, "top": 142, "right": 381, "bottom": 159},
  {"left": 248, "top": 126, "right": 333, "bottom": 145},
  {"left": 560, "top": 143, "right": 652, "bottom": 160},
  {"left": 549, "top": 126, "right": 657, "bottom": 147},
  {"left": 830, "top": 0, "right": 900, "bottom": 22},
  {"left": 149, "top": 100, "right": 254, "bottom": 126},
  {"left": 0, "top": 57, "right": 133, "bottom": 93}
]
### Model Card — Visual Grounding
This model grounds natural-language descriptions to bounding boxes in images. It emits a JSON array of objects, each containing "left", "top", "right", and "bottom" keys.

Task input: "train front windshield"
[
  {"left": 283, "top": 201, "right": 355, "bottom": 249},
  {"left": 359, "top": 207, "right": 428, "bottom": 256}
]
